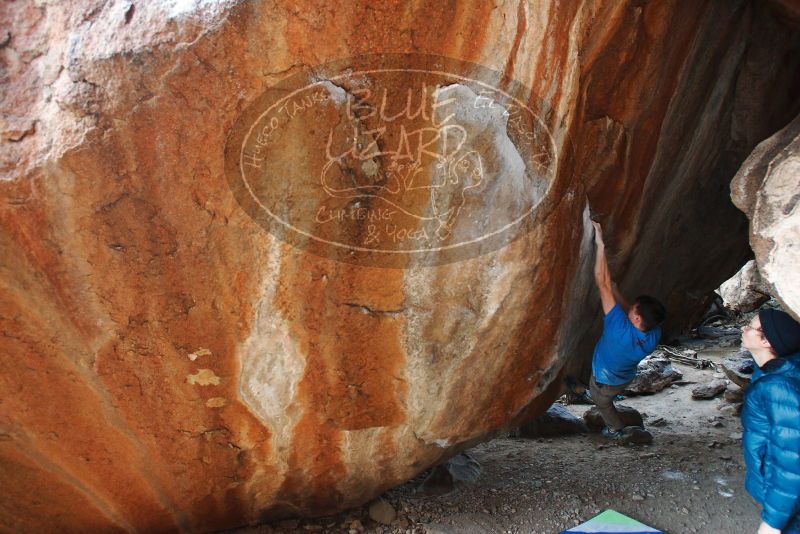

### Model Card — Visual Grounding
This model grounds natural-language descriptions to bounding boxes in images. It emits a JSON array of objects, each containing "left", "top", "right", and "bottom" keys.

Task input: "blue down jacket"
[{"left": 742, "top": 355, "right": 800, "bottom": 530}]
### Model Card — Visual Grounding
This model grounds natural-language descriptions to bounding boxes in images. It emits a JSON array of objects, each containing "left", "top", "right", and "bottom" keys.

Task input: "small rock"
[
  {"left": 619, "top": 426, "right": 653, "bottom": 445},
  {"left": 692, "top": 379, "right": 727, "bottom": 400},
  {"left": 632, "top": 494, "right": 645, "bottom": 501},
  {"left": 723, "top": 384, "right": 744, "bottom": 403},
  {"left": 512, "top": 403, "right": 589, "bottom": 438},
  {"left": 369, "top": 498, "right": 397, "bottom": 525},
  {"left": 349, "top": 519, "right": 364, "bottom": 531},
  {"left": 583, "top": 405, "right": 644, "bottom": 432},
  {"left": 719, "top": 260, "right": 771, "bottom": 312},
  {"left": 649, "top": 416, "right": 668, "bottom": 427},
  {"left": 417, "top": 453, "right": 481, "bottom": 496},
  {"left": 625, "top": 353, "right": 683, "bottom": 395},
  {"left": 721, "top": 352, "right": 755, "bottom": 388}
]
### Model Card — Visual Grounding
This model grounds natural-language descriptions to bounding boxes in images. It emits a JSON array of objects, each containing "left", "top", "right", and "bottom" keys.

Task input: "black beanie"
[{"left": 759, "top": 309, "right": 800, "bottom": 356}]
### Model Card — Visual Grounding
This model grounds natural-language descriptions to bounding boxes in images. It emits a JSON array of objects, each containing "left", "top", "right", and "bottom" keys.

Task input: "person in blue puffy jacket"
[{"left": 741, "top": 308, "right": 800, "bottom": 534}]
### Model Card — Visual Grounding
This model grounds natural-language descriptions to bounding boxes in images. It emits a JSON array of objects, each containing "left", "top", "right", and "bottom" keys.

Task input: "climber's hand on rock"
[{"left": 591, "top": 220, "right": 604, "bottom": 247}]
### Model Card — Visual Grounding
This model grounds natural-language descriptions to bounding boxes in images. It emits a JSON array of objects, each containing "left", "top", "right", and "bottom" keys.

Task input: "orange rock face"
[{"left": 1, "top": 1, "right": 799, "bottom": 531}]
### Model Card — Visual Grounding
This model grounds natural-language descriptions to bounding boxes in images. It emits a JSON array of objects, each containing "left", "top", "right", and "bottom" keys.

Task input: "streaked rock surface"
[
  {"left": 1, "top": 1, "right": 799, "bottom": 531},
  {"left": 731, "top": 114, "right": 800, "bottom": 321}
]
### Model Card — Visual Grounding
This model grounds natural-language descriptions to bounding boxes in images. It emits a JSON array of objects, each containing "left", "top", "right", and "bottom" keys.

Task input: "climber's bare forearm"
[{"left": 592, "top": 221, "right": 616, "bottom": 314}]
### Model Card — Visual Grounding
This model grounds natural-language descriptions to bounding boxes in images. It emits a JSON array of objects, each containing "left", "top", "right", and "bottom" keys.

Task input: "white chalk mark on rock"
[
  {"left": 187, "top": 369, "right": 221, "bottom": 386},
  {"left": 188, "top": 347, "right": 212, "bottom": 361},
  {"left": 206, "top": 397, "right": 226, "bottom": 408}
]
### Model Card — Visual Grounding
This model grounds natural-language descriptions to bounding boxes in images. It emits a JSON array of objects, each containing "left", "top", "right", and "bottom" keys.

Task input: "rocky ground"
[{"left": 227, "top": 312, "right": 760, "bottom": 534}]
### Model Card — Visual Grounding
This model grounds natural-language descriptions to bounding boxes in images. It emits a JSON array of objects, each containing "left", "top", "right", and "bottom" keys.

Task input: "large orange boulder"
[{"left": 1, "top": 1, "right": 798, "bottom": 532}]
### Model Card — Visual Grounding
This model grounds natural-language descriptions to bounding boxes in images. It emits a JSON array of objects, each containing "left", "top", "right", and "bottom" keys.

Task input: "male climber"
[{"left": 589, "top": 220, "right": 666, "bottom": 443}]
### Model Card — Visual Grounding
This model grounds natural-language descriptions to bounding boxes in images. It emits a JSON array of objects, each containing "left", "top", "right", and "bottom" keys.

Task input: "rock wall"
[
  {"left": 1, "top": 1, "right": 798, "bottom": 532},
  {"left": 731, "top": 114, "right": 800, "bottom": 321},
  {"left": 718, "top": 260, "right": 771, "bottom": 313}
]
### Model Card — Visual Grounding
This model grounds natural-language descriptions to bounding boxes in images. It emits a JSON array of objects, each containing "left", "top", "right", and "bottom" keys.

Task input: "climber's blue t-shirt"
[{"left": 592, "top": 304, "right": 661, "bottom": 386}]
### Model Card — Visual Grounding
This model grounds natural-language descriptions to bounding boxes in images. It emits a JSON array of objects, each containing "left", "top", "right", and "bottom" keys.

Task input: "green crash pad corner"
[{"left": 560, "top": 509, "right": 663, "bottom": 534}]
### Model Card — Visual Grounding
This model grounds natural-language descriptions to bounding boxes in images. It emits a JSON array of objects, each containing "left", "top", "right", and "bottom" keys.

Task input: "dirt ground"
[{"left": 229, "top": 328, "right": 760, "bottom": 534}]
